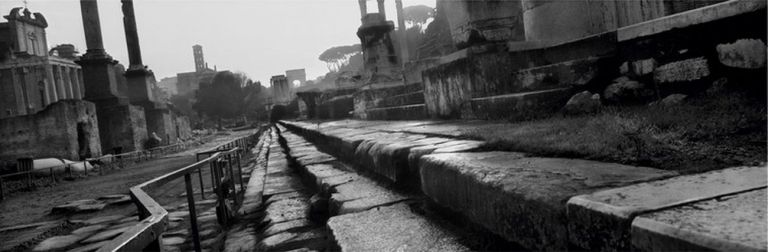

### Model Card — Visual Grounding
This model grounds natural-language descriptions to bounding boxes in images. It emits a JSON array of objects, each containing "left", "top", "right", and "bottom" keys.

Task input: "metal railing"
[{"left": 99, "top": 130, "right": 262, "bottom": 252}]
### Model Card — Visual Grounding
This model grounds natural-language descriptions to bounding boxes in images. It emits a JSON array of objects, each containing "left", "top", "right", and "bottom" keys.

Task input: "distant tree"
[
  {"left": 193, "top": 71, "right": 251, "bottom": 128},
  {"left": 403, "top": 5, "right": 435, "bottom": 30},
  {"left": 318, "top": 44, "right": 361, "bottom": 72}
]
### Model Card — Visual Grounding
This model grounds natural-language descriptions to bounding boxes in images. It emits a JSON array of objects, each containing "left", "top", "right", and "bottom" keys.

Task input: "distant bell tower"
[{"left": 193, "top": 44, "right": 205, "bottom": 72}]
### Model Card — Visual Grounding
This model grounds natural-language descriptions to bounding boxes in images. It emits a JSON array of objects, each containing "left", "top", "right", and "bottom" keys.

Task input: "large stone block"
[
  {"left": 567, "top": 166, "right": 766, "bottom": 251},
  {"left": 632, "top": 188, "right": 766, "bottom": 252},
  {"left": 327, "top": 203, "right": 468, "bottom": 251},
  {"left": 419, "top": 152, "right": 674, "bottom": 250},
  {"left": 444, "top": 0, "right": 525, "bottom": 48},
  {"left": 464, "top": 88, "right": 573, "bottom": 120}
]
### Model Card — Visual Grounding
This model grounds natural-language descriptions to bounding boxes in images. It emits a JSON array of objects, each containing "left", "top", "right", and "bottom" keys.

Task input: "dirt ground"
[{"left": 0, "top": 130, "right": 255, "bottom": 229}]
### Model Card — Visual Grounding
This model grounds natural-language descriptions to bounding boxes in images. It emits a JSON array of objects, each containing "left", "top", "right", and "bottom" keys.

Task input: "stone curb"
[
  {"left": 567, "top": 165, "right": 767, "bottom": 251},
  {"left": 280, "top": 121, "right": 484, "bottom": 190}
]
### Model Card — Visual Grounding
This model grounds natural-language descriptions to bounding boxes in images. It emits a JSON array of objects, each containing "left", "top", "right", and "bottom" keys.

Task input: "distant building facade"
[
  {"left": 176, "top": 45, "right": 221, "bottom": 96},
  {"left": 0, "top": 8, "right": 85, "bottom": 119}
]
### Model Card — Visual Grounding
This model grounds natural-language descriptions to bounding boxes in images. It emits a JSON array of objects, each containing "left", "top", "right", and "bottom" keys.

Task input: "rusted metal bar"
[
  {"left": 184, "top": 174, "right": 202, "bottom": 252},
  {"left": 226, "top": 155, "right": 237, "bottom": 205}
]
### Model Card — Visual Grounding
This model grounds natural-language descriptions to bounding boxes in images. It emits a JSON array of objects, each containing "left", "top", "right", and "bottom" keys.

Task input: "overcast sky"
[{"left": 0, "top": 0, "right": 434, "bottom": 84}]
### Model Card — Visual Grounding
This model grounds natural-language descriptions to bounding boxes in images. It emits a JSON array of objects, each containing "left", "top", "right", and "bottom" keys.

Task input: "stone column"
[
  {"left": 121, "top": 0, "right": 143, "bottom": 69},
  {"left": 70, "top": 67, "right": 82, "bottom": 99},
  {"left": 358, "top": 0, "right": 367, "bottom": 19},
  {"left": 121, "top": 0, "right": 154, "bottom": 105},
  {"left": 78, "top": 0, "right": 125, "bottom": 103},
  {"left": 80, "top": 0, "right": 106, "bottom": 57},
  {"left": 63, "top": 66, "right": 74, "bottom": 99},
  {"left": 395, "top": 0, "right": 409, "bottom": 64},
  {"left": 377, "top": 0, "right": 386, "bottom": 19}
]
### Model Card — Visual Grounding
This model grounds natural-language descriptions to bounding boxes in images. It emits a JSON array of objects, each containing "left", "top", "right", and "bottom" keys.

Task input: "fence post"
[
  {"left": 226, "top": 154, "right": 238, "bottom": 205},
  {"left": 0, "top": 177, "right": 4, "bottom": 201},
  {"left": 198, "top": 166, "right": 205, "bottom": 200},
  {"left": 184, "top": 174, "right": 202, "bottom": 252},
  {"left": 236, "top": 152, "right": 244, "bottom": 193}
]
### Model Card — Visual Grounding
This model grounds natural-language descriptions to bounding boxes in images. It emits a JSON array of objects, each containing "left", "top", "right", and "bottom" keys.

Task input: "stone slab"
[
  {"left": 419, "top": 152, "right": 675, "bottom": 250},
  {"left": 631, "top": 188, "right": 767, "bottom": 252},
  {"left": 257, "top": 228, "right": 327, "bottom": 252},
  {"left": 330, "top": 179, "right": 410, "bottom": 215},
  {"left": 66, "top": 240, "right": 111, "bottom": 252},
  {"left": 265, "top": 198, "right": 311, "bottom": 224},
  {"left": 567, "top": 165, "right": 767, "bottom": 251},
  {"left": 33, "top": 235, "right": 83, "bottom": 251},
  {"left": 74, "top": 215, "right": 125, "bottom": 226},
  {"left": 327, "top": 203, "right": 469, "bottom": 251},
  {"left": 80, "top": 226, "right": 132, "bottom": 244}
]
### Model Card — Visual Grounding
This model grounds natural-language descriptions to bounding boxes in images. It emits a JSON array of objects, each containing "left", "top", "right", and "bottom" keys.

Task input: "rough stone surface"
[
  {"left": 76, "top": 215, "right": 125, "bottom": 225},
  {"left": 257, "top": 228, "right": 327, "bottom": 252},
  {"left": 420, "top": 152, "right": 675, "bottom": 250},
  {"left": 65, "top": 240, "right": 111, "bottom": 252},
  {"left": 567, "top": 165, "right": 766, "bottom": 251},
  {"left": 328, "top": 203, "right": 469, "bottom": 251},
  {"left": 653, "top": 57, "right": 711, "bottom": 84},
  {"left": 563, "top": 91, "right": 601, "bottom": 114},
  {"left": 632, "top": 188, "right": 767, "bottom": 252},
  {"left": 52, "top": 200, "right": 107, "bottom": 214},
  {"left": 33, "top": 235, "right": 83, "bottom": 251},
  {"left": 603, "top": 77, "right": 655, "bottom": 103},
  {"left": 80, "top": 226, "right": 132, "bottom": 244},
  {"left": 71, "top": 224, "right": 108, "bottom": 235},
  {"left": 652, "top": 94, "right": 688, "bottom": 106},
  {"left": 716, "top": 38, "right": 767, "bottom": 69}
]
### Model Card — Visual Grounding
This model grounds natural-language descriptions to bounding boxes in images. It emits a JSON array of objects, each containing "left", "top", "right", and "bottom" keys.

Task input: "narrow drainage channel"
[
  {"left": 233, "top": 125, "right": 523, "bottom": 251},
  {"left": 235, "top": 128, "right": 330, "bottom": 251}
]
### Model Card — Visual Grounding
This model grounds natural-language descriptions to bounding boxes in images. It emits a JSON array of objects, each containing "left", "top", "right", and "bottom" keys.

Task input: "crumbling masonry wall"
[{"left": 0, "top": 100, "right": 101, "bottom": 162}]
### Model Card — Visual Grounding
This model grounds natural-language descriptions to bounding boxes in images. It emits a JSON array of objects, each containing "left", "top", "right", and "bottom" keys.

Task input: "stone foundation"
[{"left": 0, "top": 100, "right": 101, "bottom": 162}]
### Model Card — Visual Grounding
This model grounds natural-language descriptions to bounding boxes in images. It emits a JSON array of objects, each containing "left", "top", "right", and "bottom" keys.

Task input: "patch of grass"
[{"left": 461, "top": 91, "right": 766, "bottom": 173}]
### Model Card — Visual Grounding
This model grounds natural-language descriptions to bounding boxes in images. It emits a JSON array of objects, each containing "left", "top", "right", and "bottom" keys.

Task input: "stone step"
[
  {"left": 463, "top": 88, "right": 574, "bottom": 120},
  {"left": 364, "top": 104, "right": 427, "bottom": 120},
  {"left": 567, "top": 165, "right": 767, "bottom": 251},
  {"left": 419, "top": 152, "right": 675, "bottom": 251},
  {"left": 376, "top": 91, "right": 426, "bottom": 108}
]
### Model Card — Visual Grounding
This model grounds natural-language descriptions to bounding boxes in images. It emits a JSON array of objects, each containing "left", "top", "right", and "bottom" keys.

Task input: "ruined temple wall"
[
  {"left": 174, "top": 114, "right": 192, "bottom": 140},
  {"left": 0, "top": 100, "right": 101, "bottom": 162},
  {"left": 145, "top": 108, "right": 173, "bottom": 145},
  {"left": 96, "top": 104, "right": 147, "bottom": 153}
]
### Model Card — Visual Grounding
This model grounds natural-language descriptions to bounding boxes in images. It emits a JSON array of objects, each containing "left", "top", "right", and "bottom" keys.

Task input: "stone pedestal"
[
  {"left": 444, "top": 0, "right": 526, "bottom": 49},
  {"left": 357, "top": 13, "right": 401, "bottom": 84},
  {"left": 125, "top": 67, "right": 154, "bottom": 105}
]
